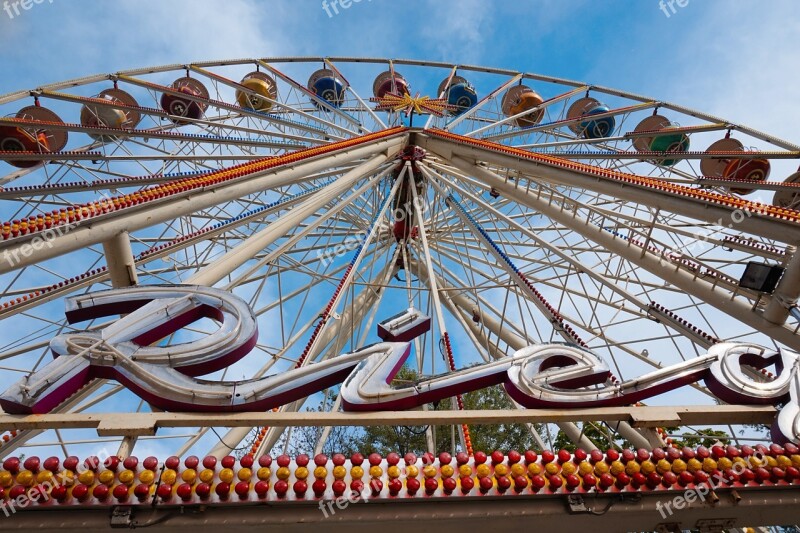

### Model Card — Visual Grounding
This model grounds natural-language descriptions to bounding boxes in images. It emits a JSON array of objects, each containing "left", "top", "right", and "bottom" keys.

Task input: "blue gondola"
[
  {"left": 308, "top": 68, "right": 346, "bottom": 108},
  {"left": 438, "top": 75, "right": 478, "bottom": 115}
]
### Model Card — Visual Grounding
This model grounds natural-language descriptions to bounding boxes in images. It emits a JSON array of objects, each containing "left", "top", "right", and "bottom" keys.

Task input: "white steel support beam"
[
  {"left": 408, "top": 162, "right": 467, "bottom": 452},
  {"left": 101, "top": 232, "right": 138, "bottom": 288},
  {"left": 441, "top": 156, "right": 800, "bottom": 351},
  {"left": 115, "top": 436, "right": 137, "bottom": 460},
  {"left": 0, "top": 132, "right": 407, "bottom": 273},
  {"left": 414, "top": 133, "right": 800, "bottom": 244},
  {"left": 0, "top": 405, "right": 777, "bottom": 435},
  {"left": 211, "top": 164, "right": 395, "bottom": 288}
]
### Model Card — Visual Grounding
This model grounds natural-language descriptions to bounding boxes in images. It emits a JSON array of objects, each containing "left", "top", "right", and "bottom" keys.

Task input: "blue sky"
[{"left": 0, "top": 0, "right": 798, "bottom": 143}]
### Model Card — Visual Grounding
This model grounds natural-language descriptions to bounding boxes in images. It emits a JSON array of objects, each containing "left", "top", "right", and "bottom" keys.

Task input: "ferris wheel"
[{"left": 0, "top": 57, "right": 799, "bottom": 528}]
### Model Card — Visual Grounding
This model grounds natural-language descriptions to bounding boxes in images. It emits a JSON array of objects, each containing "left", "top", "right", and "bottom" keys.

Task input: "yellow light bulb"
[
  {"left": 332, "top": 466, "right": 346, "bottom": 480},
  {"left": 161, "top": 469, "right": 177, "bottom": 485},
  {"left": 181, "top": 469, "right": 197, "bottom": 484},
  {"left": 219, "top": 468, "right": 235, "bottom": 483},
  {"left": 118, "top": 470, "right": 135, "bottom": 485}
]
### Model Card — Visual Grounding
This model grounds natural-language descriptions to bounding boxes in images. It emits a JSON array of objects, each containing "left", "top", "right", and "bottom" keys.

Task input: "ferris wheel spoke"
[
  {"left": 254, "top": 61, "right": 367, "bottom": 134},
  {"left": 241, "top": 251, "right": 398, "bottom": 459},
  {"left": 471, "top": 85, "right": 590, "bottom": 140},
  {"left": 323, "top": 58, "right": 388, "bottom": 130},
  {"left": 187, "top": 64, "right": 354, "bottom": 138},
  {"left": 441, "top": 157, "right": 800, "bottom": 349},
  {"left": 0, "top": 117, "right": 307, "bottom": 152},
  {"left": 429, "top": 162, "right": 661, "bottom": 317},
  {"left": 210, "top": 162, "right": 394, "bottom": 291},
  {"left": 443, "top": 73, "right": 523, "bottom": 132}
]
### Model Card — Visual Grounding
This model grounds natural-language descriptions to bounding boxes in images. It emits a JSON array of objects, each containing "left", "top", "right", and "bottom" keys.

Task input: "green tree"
[
  {"left": 278, "top": 366, "right": 545, "bottom": 456},
  {"left": 352, "top": 366, "right": 546, "bottom": 454},
  {"left": 665, "top": 427, "right": 731, "bottom": 448}
]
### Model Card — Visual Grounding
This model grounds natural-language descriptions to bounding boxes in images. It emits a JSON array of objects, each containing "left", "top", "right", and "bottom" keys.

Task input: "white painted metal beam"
[
  {"left": 0, "top": 405, "right": 776, "bottom": 435},
  {"left": 439, "top": 156, "right": 800, "bottom": 351},
  {"left": 0, "top": 132, "right": 407, "bottom": 273},
  {"left": 101, "top": 232, "right": 138, "bottom": 288},
  {"left": 413, "top": 132, "right": 800, "bottom": 245}
]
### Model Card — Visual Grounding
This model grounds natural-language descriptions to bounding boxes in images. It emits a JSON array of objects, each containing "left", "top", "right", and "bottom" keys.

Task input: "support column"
[
  {"left": 116, "top": 436, "right": 137, "bottom": 460},
  {"left": 102, "top": 232, "right": 138, "bottom": 288}
]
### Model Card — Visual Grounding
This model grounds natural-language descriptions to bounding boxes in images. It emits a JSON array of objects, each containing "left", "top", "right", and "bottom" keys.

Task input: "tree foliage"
[
  {"left": 263, "top": 367, "right": 740, "bottom": 457},
  {"left": 279, "top": 366, "right": 544, "bottom": 455}
]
